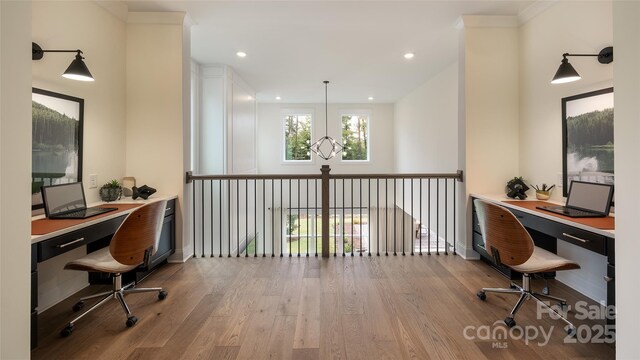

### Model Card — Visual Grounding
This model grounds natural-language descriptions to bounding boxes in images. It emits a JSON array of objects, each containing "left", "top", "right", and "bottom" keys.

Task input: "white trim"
[
  {"left": 339, "top": 109, "right": 371, "bottom": 163},
  {"left": 281, "top": 108, "right": 314, "bottom": 164},
  {"left": 458, "top": 15, "right": 519, "bottom": 29},
  {"left": 518, "top": 0, "right": 559, "bottom": 25}
]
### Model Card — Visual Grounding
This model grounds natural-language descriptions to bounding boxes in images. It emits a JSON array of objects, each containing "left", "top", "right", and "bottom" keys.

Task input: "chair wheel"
[
  {"left": 60, "top": 324, "right": 74, "bottom": 337},
  {"left": 477, "top": 291, "right": 487, "bottom": 301},
  {"left": 72, "top": 301, "right": 85, "bottom": 312},
  {"left": 126, "top": 316, "right": 138, "bottom": 328},
  {"left": 565, "top": 325, "right": 576, "bottom": 337},
  {"left": 504, "top": 317, "right": 516, "bottom": 328},
  {"left": 158, "top": 290, "right": 168, "bottom": 300}
]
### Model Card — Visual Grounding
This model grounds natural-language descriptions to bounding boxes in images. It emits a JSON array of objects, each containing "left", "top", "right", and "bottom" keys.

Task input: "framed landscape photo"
[
  {"left": 32, "top": 88, "right": 84, "bottom": 210},
  {"left": 562, "top": 87, "right": 614, "bottom": 197}
]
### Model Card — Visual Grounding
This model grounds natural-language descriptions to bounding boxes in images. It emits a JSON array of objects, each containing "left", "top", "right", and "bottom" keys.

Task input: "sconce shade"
[
  {"left": 62, "top": 53, "right": 94, "bottom": 82},
  {"left": 551, "top": 58, "right": 581, "bottom": 84}
]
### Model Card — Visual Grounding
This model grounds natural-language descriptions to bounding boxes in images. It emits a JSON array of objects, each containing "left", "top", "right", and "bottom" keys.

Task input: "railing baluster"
[
  {"left": 453, "top": 179, "right": 457, "bottom": 255},
  {"left": 385, "top": 178, "right": 388, "bottom": 256},
  {"left": 281, "top": 179, "right": 283, "bottom": 257},
  {"left": 306, "top": 178, "right": 309, "bottom": 257},
  {"left": 436, "top": 178, "right": 440, "bottom": 255},
  {"left": 393, "top": 178, "right": 397, "bottom": 256},
  {"left": 237, "top": 179, "right": 240, "bottom": 257},
  {"left": 377, "top": 179, "right": 380, "bottom": 256},
  {"left": 445, "top": 179, "right": 448, "bottom": 256},
  {"left": 297, "top": 179, "right": 301, "bottom": 257},
  {"left": 402, "top": 178, "right": 405, "bottom": 256},
  {"left": 368, "top": 179, "right": 371, "bottom": 257},
  {"left": 334, "top": 178, "right": 337, "bottom": 257},
  {"left": 263, "top": 179, "right": 266, "bottom": 257},
  {"left": 419, "top": 179, "right": 422, "bottom": 256},
  {"left": 192, "top": 179, "right": 196, "bottom": 257},
  {"left": 428, "top": 178, "right": 431, "bottom": 256},
  {"left": 228, "top": 179, "right": 231, "bottom": 257},
  {"left": 271, "top": 179, "right": 275, "bottom": 257},
  {"left": 210, "top": 180, "right": 214, "bottom": 257},
  {"left": 410, "top": 179, "right": 414, "bottom": 256},
  {"left": 219, "top": 180, "right": 222, "bottom": 258},
  {"left": 351, "top": 179, "right": 354, "bottom": 257}
]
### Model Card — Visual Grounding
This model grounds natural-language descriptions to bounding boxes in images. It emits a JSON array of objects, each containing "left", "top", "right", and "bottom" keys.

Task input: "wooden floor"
[{"left": 32, "top": 255, "right": 615, "bottom": 360}]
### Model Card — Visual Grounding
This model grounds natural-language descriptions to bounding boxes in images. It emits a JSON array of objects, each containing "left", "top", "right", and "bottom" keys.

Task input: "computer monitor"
[{"left": 566, "top": 181, "right": 614, "bottom": 215}]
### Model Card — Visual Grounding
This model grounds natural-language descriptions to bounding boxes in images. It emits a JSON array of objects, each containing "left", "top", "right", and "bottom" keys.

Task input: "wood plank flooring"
[{"left": 32, "top": 256, "right": 615, "bottom": 359}]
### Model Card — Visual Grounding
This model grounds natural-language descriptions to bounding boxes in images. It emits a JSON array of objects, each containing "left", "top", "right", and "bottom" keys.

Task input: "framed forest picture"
[
  {"left": 32, "top": 88, "right": 84, "bottom": 210},
  {"left": 562, "top": 87, "right": 614, "bottom": 197}
]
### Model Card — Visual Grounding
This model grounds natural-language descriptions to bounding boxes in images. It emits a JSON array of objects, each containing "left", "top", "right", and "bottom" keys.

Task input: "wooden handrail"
[{"left": 186, "top": 170, "right": 463, "bottom": 183}]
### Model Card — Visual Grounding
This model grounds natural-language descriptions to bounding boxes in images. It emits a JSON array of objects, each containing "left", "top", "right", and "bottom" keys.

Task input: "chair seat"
[
  {"left": 64, "top": 247, "right": 140, "bottom": 274},
  {"left": 511, "top": 246, "right": 580, "bottom": 273}
]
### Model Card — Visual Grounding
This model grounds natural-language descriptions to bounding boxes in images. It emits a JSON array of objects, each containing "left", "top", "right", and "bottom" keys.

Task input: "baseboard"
[
  {"left": 456, "top": 245, "right": 481, "bottom": 260},
  {"left": 168, "top": 249, "right": 192, "bottom": 263}
]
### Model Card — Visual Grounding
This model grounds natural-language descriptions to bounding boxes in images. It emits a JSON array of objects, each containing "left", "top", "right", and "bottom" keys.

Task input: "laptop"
[
  {"left": 41, "top": 182, "right": 117, "bottom": 219},
  {"left": 536, "top": 181, "right": 614, "bottom": 218}
]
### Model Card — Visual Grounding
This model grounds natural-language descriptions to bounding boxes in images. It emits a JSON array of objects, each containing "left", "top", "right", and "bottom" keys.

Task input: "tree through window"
[
  {"left": 341, "top": 114, "right": 369, "bottom": 161},
  {"left": 284, "top": 114, "right": 312, "bottom": 161}
]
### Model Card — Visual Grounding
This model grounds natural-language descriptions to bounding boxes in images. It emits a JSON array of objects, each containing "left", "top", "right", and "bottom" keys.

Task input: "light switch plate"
[{"left": 89, "top": 174, "right": 97, "bottom": 189}]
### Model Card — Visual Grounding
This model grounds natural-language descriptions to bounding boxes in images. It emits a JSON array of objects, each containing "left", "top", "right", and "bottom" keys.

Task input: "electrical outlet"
[{"left": 89, "top": 174, "right": 97, "bottom": 189}]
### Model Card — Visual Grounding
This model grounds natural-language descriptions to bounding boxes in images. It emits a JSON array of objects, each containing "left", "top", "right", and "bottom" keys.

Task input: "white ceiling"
[{"left": 125, "top": 1, "right": 534, "bottom": 103}]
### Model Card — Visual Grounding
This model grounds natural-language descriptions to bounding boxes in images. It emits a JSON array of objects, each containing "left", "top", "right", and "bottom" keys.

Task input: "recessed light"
[
  {"left": 368, "top": 96, "right": 374, "bottom": 101},
  {"left": 275, "top": 96, "right": 281, "bottom": 100},
  {"left": 404, "top": 53, "right": 415, "bottom": 59},
  {"left": 236, "top": 51, "right": 247, "bottom": 58}
]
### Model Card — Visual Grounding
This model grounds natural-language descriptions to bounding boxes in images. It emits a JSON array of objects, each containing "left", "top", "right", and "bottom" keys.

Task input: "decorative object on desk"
[
  {"left": 99, "top": 179, "right": 122, "bottom": 202},
  {"left": 132, "top": 185, "right": 156, "bottom": 200},
  {"left": 531, "top": 183, "right": 555, "bottom": 200},
  {"left": 562, "top": 87, "right": 614, "bottom": 197},
  {"left": 32, "top": 88, "right": 84, "bottom": 211},
  {"left": 121, "top": 176, "right": 136, "bottom": 197},
  {"left": 506, "top": 176, "right": 529, "bottom": 200}
]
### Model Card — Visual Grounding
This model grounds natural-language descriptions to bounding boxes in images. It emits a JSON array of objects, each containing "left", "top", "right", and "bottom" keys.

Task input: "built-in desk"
[
  {"left": 30, "top": 195, "right": 177, "bottom": 349},
  {"left": 470, "top": 194, "right": 615, "bottom": 327}
]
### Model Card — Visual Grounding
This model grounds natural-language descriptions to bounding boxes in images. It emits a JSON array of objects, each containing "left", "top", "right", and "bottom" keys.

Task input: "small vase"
[
  {"left": 536, "top": 190, "right": 550, "bottom": 200},
  {"left": 100, "top": 187, "right": 122, "bottom": 202}
]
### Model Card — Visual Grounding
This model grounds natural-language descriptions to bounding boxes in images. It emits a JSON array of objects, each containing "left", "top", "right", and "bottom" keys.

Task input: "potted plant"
[{"left": 100, "top": 179, "right": 122, "bottom": 202}]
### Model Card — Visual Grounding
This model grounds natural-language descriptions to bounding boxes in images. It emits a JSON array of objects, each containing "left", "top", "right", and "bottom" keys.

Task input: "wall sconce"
[
  {"left": 551, "top": 46, "right": 613, "bottom": 84},
  {"left": 32, "top": 42, "right": 94, "bottom": 82}
]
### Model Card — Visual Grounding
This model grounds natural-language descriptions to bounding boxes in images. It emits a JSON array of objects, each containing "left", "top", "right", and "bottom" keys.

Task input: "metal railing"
[{"left": 186, "top": 166, "right": 462, "bottom": 258}]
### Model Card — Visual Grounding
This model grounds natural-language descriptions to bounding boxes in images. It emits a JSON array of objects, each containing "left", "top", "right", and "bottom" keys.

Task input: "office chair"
[
  {"left": 474, "top": 199, "right": 580, "bottom": 334},
  {"left": 60, "top": 200, "right": 169, "bottom": 337}
]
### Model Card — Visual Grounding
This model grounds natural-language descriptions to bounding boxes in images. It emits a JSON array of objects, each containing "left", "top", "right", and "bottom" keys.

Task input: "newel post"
[{"left": 321, "top": 165, "right": 331, "bottom": 257}]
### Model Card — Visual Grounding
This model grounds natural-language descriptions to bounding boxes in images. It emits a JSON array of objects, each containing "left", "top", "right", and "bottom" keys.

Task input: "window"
[
  {"left": 283, "top": 113, "right": 312, "bottom": 161},
  {"left": 341, "top": 113, "right": 370, "bottom": 161}
]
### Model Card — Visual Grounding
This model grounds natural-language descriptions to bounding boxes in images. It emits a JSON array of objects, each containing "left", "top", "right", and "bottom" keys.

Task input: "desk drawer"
[
  {"left": 38, "top": 215, "right": 126, "bottom": 262},
  {"left": 510, "top": 208, "right": 606, "bottom": 255}
]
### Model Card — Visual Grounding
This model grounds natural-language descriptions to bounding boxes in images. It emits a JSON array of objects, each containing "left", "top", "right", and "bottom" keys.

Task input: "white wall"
[
  {"left": 32, "top": 1, "right": 127, "bottom": 204},
  {"left": 394, "top": 62, "right": 458, "bottom": 173},
  {"left": 1, "top": 2, "right": 32, "bottom": 357},
  {"left": 519, "top": 1, "right": 613, "bottom": 201},
  {"left": 612, "top": 2, "right": 640, "bottom": 357},
  {"left": 126, "top": 12, "right": 189, "bottom": 261},
  {"left": 458, "top": 17, "right": 520, "bottom": 258},
  {"left": 257, "top": 103, "right": 395, "bottom": 174},
  {"left": 32, "top": 1, "right": 128, "bottom": 312},
  {"left": 518, "top": 1, "right": 613, "bottom": 304}
]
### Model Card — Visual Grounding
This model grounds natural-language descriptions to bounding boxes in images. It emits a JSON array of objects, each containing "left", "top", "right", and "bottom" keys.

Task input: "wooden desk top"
[
  {"left": 31, "top": 194, "right": 177, "bottom": 244},
  {"left": 31, "top": 204, "right": 142, "bottom": 235},
  {"left": 503, "top": 200, "right": 615, "bottom": 230},
  {"left": 472, "top": 194, "right": 615, "bottom": 238}
]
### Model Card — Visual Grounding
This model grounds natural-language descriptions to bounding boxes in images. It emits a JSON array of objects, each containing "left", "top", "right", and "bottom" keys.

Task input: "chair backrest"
[
  {"left": 474, "top": 199, "right": 534, "bottom": 267},
  {"left": 109, "top": 200, "right": 167, "bottom": 266}
]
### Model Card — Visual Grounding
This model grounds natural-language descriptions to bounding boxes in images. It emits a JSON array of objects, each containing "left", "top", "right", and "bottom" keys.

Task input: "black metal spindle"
[
  {"left": 410, "top": 179, "right": 414, "bottom": 256},
  {"left": 444, "top": 179, "right": 448, "bottom": 255},
  {"left": 393, "top": 178, "right": 397, "bottom": 256},
  {"left": 427, "top": 179, "right": 431, "bottom": 256},
  {"left": 351, "top": 179, "right": 354, "bottom": 256},
  {"left": 419, "top": 179, "right": 422, "bottom": 256},
  {"left": 255, "top": 179, "right": 258, "bottom": 257},
  {"left": 402, "top": 179, "right": 405, "bottom": 256},
  {"left": 297, "top": 179, "right": 300, "bottom": 257},
  {"left": 315, "top": 178, "right": 318, "bottom": 257},
  {"left": 271, "top": 179, "right": 275, "bottom": 257},
  {"left": 289, "top": 179, "right": 292, "bottom": 257},
  {"left": 228, "top": 179, "right": 231, "bottom": 257},
  {"left": 263, "top": 179, "right": 266, "bottom": 257},
  {"left": 385, "top": 179, "right": 388, "bottom": 256},
  {"left": 219, "top": 180, "right": 222, "bottom": 257},
  {"left": 201, "top": 181, "right": 205, "bottom": 257},
  {"left": 368, "top": 179, "right": 371, "bottom": 257},
  {"left": 237, "top": 179, "right": 240, "bottom": 257},
  {"left": 281, "top": 179, "right": 284, "bottom": 257},
  {"left": 436, "top": 179, "right": 440, "bottom": 255},
  {"left": 210, "top": 180, "right": 214, "bottom": 257},
  {"left": 306, "top": 179, "right": 309, "bottom": 257},
  {"left": 377, "top": 179, "right": 380, "bottom": 256},
  {"left": 245, "top": 179, "right": 249, "bottom": 257},
  {"left": 192, "top": 180, "right": 196, "bottom": 257},
  {"left": 359, "top": 178, "right": 362, "bottom": 256},
  {"left": 334, "top": 178, "right": 337, "bottom": 257},
  {"left": 342, "top": 179, "right": 345, "bottom": 257}
]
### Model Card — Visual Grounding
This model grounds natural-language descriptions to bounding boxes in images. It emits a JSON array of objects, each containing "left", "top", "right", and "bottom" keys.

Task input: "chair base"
[
  {"left": 60, "top": 273, "right": 167, "bottom": 337},
  {"left": 477, "top": 274, "right": 575, "bottom": 334}
]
